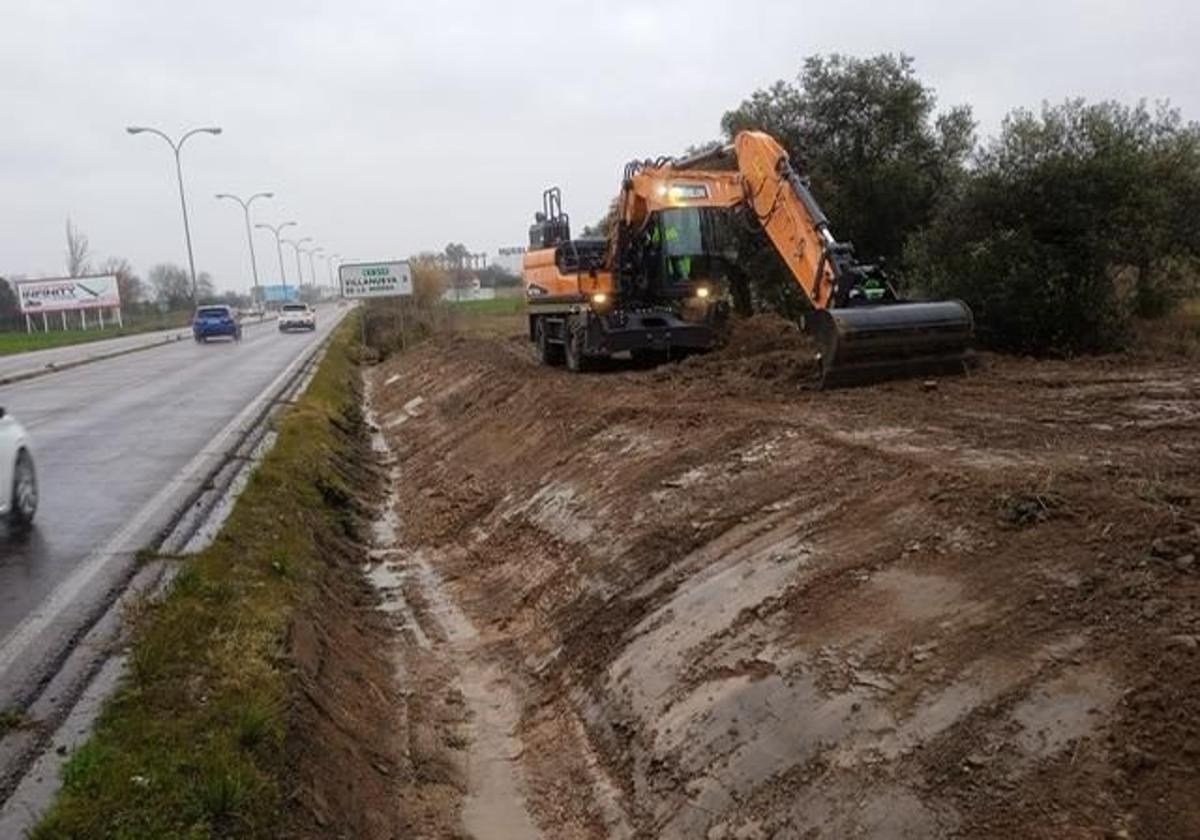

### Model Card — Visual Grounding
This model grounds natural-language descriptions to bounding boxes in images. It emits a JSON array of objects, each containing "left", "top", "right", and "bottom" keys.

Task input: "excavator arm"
[{"left": 670, "top": 131, "right": 975, "bottom": 385}]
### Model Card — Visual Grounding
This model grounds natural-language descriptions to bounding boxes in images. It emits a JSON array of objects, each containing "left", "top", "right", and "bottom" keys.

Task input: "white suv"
[
  {"left": 278, "top": 303, "right": 316, "bottom": 332},
  {"left": 0, "top": 407, "right": 37, "bottom": 526}
]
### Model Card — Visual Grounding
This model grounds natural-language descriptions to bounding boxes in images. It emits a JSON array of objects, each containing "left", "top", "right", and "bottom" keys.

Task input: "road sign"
[
  {"left": 339, "top": 261, "right": 412, "bottom": 299},
  {"left": 261, "top": 285, "right": 300, "bottom": 302},
  {"left": 16, "top": 275, "right": 121, "bottom": 313}
]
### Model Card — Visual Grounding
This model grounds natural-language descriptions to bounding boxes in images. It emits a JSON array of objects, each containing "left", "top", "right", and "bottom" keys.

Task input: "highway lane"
[{"left": 0, "top": 306, "right": 346, "bottom": 705}]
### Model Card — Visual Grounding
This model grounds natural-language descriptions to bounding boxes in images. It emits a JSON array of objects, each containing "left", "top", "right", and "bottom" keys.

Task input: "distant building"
[{"left": 493, "top": 248, "right": 524, "bottom": 276}]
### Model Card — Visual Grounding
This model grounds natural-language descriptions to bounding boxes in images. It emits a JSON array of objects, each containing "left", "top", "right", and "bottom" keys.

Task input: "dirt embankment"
[{"left": 367, "top": 317, "right": 1200, "bottom": 839}]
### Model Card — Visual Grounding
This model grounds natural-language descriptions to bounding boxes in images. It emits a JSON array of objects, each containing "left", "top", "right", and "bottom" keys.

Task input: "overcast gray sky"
[{"left": 2, "top": 0, "right": 1197, "bottom": 293}]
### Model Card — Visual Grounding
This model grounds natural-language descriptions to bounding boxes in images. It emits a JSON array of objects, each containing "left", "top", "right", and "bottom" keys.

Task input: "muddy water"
[{"left": 364, "top": 383, "right": 541, "bottom": 840}]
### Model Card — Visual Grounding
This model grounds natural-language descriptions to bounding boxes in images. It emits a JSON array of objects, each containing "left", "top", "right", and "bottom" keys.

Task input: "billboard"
[
  {"left": 339, "top": 261, "right": 412, "bottom": 299},
  {"left": 261, "top": 285, "right": 300, "bottom": 303},
  {"left": 16, "top": 275, "right": 121, "bottom": 313}
]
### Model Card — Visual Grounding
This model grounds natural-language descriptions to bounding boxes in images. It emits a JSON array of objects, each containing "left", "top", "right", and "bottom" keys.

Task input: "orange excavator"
[{"left": 521, "top": 131, "right": 973, "bottom": 386}]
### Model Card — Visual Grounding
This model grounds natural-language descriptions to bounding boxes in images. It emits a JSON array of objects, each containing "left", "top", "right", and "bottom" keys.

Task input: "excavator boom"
[{"left": 676, "top": 131, "right": 975, "bottom": 386}]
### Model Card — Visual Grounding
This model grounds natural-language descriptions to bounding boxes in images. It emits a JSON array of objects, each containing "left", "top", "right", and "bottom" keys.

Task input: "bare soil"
[{"left": 365, "top": 316, "right": 1200, "bottom": 839}]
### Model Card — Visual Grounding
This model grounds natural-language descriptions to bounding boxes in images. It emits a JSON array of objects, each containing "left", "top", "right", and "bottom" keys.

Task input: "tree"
[
  {"left": 721, "top": 54, "right": 974, "bottom": 284},
  {"left": 148, "top": 263, "right": 192, "bottom": 310},
  {"left": 65, "top": 218, "right": 91, "bottom": 277},
  {"left": 196, "top": 271, "right": 216, "bottom": 302},
  {"left": 0, "top": 277, "right": 20, "bottom": 328},
  {"left": 907, "top": 99, "right": 1200, "bottom": 354},
  {"left": 97, "top": 256, "right": 143, "bottom": 305},
  {"left": 410, "top": 253, "right": 448, "bottom": 306},
  {"left": 443, "top": 243, "right": 471, "bottom": 270}
]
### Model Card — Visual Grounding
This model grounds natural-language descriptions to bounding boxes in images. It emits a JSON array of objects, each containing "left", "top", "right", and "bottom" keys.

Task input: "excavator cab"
[{"left": 627, "top": 206, "right": 737, "bottom": 304}]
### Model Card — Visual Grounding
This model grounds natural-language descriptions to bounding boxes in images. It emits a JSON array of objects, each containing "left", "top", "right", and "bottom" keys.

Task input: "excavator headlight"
[
  {"left": 695, "top": 286, "right": 711, "bottom": 300},
  {"left": 591, "top": 292, "right": 610, "bottom": 306}
]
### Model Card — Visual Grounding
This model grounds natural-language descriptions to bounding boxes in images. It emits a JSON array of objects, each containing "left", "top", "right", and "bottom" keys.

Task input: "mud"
[{"left": 367, "top": 316, "right": 1200, "bottom": 838}]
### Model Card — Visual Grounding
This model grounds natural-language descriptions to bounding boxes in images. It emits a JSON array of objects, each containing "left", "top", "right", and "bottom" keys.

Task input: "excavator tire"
[
  {"left": 535, "top": 317, "right": 565, "bottom": 367},
  {"left": 564, "top": 315, "right": 592, "bottom": 373},
  {"left": 804, "top": 300, "right": 975, "bottom": 389}
]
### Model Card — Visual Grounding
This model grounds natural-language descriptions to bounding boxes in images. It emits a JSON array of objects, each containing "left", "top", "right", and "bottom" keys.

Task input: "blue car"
[{"left": 192, "top": 305, "right": 242, "bottom": 342}]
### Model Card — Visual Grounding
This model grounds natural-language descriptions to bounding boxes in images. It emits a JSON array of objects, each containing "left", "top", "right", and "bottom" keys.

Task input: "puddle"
[
  {"left": 372, "top": 507, "right": 401, "bottom": 546},
  {"left": 366, "top": 561, "right": 431, "bottom": 650}
]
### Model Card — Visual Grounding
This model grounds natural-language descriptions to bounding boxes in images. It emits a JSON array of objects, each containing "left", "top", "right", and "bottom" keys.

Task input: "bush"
[{"left": 909, "top": 100, "right": 1200, "bottom": 354}]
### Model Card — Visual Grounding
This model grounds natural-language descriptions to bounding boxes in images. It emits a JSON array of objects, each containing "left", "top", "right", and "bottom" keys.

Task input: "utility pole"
[{"left": 127, "top": 125, "right": 223, "bottom": 303}]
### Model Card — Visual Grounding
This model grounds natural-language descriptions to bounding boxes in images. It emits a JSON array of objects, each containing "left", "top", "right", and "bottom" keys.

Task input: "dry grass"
[{"left": 1132, "top": 298, "right": 1200, "bottom": 358}]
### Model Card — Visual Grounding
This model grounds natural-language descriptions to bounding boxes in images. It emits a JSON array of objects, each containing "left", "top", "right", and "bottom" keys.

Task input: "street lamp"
[
  {"left": 256, "top": 220, "right": 297, "bottom": 300},
  {"left": 126, "top": 125, "right": 222, "bottom": 303},
  {"left": 282, "top": 236, "right": 312, "bottom": 295},
  {"left": 215, "top": 191, "right": 273, "bottom": 304}
]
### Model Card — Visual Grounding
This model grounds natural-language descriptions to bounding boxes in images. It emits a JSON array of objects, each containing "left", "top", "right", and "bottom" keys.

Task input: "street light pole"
[
  {"left": 127, "top": 125, "right": 222, "bottom": 303},
  {"left": 308, "top": 247, "right": 323, "bottom": 296},
  {"left": 256, "top": 221, "right": 297, "bottom": 301},
  {"left": 216, "top": 191, "right": 273, "bottom": 305},
  {"left": 283, "top": 237, "right": 312, "bottom": 297}
]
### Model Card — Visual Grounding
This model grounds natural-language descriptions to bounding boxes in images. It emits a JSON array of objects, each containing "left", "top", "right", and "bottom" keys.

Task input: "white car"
[
  {"left": 278, "top": 303, "right": 316, "bottom": 332},
  {"left": 0, "top": 407, "right": 37, "bottom": 526}
]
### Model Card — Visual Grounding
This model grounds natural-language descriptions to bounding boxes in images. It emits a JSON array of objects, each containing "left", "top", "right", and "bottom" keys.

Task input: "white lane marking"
[{"left": 0, "top": 311, "right": 347, "bottom": 681}]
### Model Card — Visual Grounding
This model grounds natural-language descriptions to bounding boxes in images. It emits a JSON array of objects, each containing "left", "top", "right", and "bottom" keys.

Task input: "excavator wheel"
[
  {"left": 535, "top": 317, "right": 565, "bottom": 367},
  {"left": 564, "top": 315, "right": 592, "bottom": 373}
]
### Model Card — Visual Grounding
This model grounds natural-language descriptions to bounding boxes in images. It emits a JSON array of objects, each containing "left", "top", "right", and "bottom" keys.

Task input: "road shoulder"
[{"left": 27, "top": 317, "right": 406, "bottom": 839}]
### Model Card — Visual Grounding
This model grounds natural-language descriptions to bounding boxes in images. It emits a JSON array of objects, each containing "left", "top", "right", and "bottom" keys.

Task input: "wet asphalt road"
[{"left": 0, "top": 307, "right": 346, "bottom": 704}]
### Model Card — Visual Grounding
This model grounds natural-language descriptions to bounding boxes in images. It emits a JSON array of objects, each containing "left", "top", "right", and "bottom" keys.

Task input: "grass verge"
[
  {"left": 446, "top": 294, "right": 525, "bottom": 316},
  {"left": 0, "top": 311, "right": 194, "bottom": 356},
  {"left": 32, "top": 316, "right": 364, "bottom": 839}
]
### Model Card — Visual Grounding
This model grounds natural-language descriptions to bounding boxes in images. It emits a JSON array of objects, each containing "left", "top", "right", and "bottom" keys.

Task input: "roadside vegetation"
[
  {"left": 701, "top": 54, "right": 1200, "bottom": 356},
  {"left": 32, "top": 317, "right": 365, "bottom": 838}
]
